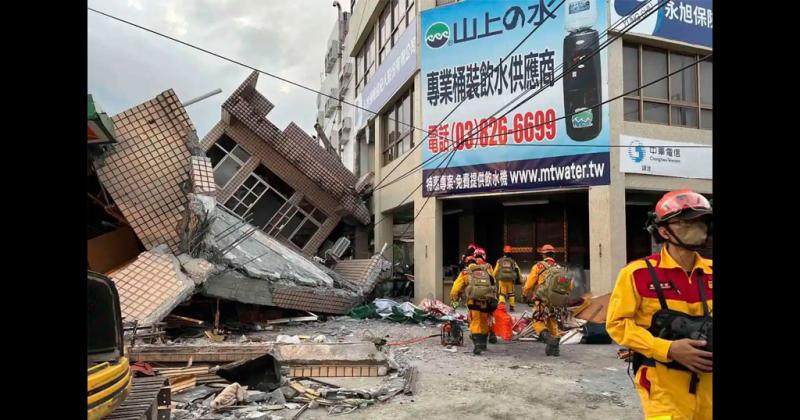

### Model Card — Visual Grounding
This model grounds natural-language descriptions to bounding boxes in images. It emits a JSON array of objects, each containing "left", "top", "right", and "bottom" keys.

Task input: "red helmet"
[
  {"left": 467, "top": 242, "right": 478, "bottom": 252},
  {"left": 538, "top": 244, "right": 556, "bottom": 254},
  {"left": 473, "top": 247, "right": 487, "bottom": 260},
  {"left": 653, "top": 189, "right": 712, "bottom": 223},
  {"left": 503, "top": 245, "right": 512, "bottom": 254}
]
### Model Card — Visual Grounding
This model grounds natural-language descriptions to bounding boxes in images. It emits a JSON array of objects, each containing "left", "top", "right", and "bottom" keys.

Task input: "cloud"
[{"left": 88, "top": 0, "right": 339, "bottom": 138}]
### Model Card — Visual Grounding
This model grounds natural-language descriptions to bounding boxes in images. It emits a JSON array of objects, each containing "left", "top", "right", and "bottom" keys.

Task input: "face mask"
[{"left": 669, "top": 221, "right": 708, "bottom": 246}]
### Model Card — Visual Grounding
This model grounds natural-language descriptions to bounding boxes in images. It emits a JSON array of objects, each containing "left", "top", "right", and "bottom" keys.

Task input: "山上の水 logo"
[{"left": 425, "top": 22, "right": 450, "bottom": 48}]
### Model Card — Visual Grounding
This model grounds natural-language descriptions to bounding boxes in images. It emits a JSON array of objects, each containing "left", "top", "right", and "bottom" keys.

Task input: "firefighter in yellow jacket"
[
  {"left": 451, "top": 248, "right": 497, "bottom": 355},
  {"left": 522, "top": 244, "right": 564, "bottom": 356},
  {"left": 607, "top": 190, "right": 713, "bottom": 420},
  {"left": 493, "top": 245, "right": 523, "bottom": 312}
]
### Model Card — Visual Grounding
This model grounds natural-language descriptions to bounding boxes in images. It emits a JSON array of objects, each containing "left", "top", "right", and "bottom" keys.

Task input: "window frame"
[
  {"left": 209, "top": 136, "right": 252, "bottom": 189},
  {"left": 623, "top": 42, "right": 712, "bottom": 130},
  {"left": 224, "top": 169, "right": 292, "bottom": 224},
  {"left": 382, "top": 86, "right": 415, "bottom": 165},
  {"left": 278, "top": 199, "right": 325, "bottom": 249}
]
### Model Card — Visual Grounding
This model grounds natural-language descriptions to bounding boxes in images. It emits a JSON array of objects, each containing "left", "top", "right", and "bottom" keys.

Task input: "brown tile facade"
[
  {"left": 190, "top": 156, "right": 216, "bottom": 196},
  {"left": 200, "top": 72, "right": 371, "bottom": 256},
  {"left": 271, "top": 285, "right": 360, "bottom": 315},
  {"left": 110, "top": 251, "right": 193, "bottom": 324},
  {"left": 96, "top": 89, "right": 195, "bottom": 253}
]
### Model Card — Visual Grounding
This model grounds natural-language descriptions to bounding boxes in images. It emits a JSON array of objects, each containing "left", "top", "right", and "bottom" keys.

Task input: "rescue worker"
[
  {"left": 493, "top": 245, "right": 523, "bottom": 312},
  {"left": 459, "top": 242, "right": 478, "bottom": 271},
  {"left": 607, "top": 189, "right": 713, "bottom": 420},
  {"left": 523, "top": 244, "right": 563, "bottom": 356},
  {"left": 451, "top": 248, "right": 498, "bottom": 355}
]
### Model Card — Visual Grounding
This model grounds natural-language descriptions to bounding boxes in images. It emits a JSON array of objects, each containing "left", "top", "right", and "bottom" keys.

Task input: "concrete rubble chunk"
[
  {"left": 279, "top": 385, "right": 298, "bottom": 400},
  {"left": 244, "top": 390, "right": 268, "bottom": 403},
  {"left": 244, "top": 413, "right": 269, "bottom": 420},
  {"left": 210, "top": 208, "right": 333, "bottom": 288},
  {"left": 273, "top": 343, "right": 388, "bottom": 366},
  {"left": 178, "top": 253, "right": 217, "bottom": 285},
  {"left": 266, "top": 389, "right": 286, "bottom": 406}
]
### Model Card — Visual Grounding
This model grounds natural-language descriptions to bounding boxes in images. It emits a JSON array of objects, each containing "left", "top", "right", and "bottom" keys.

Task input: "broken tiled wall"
[
  {"left": 95, "top": 90, "right": 195, "bottom": 252},
  {"left": 110, "top": 251, "right": 195, "bottom": 326},
  {"left": 190, "top": 156, "right": 216, "bottom": 196}
]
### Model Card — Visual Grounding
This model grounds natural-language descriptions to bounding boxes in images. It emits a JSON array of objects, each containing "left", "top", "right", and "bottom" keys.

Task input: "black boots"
[
  {"left": 472, "top": 334, "right": 488, "bottom": 355},
  {"left": 541, "top": 331, "right": 561, "bottom": 357},
  {"left": 488, "top": 332, "right": 498, "bottom": 344}
]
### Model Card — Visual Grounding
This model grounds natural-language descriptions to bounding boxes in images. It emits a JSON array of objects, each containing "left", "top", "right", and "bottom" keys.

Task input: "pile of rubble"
[{"left": 88, "top": 79, "right": 391, "bottom": 337}]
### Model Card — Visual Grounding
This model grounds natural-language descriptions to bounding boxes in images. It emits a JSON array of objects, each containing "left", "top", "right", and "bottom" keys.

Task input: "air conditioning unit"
[
  {"left": 325, "top": 53, "right": 336, "bottom": 74},
  {"left": 340, "top": 82, "right": 350, "bottom": 96},
  {"left": 339, "top": 131, "right": 350, "bottom": 146},
  {"left": 330, "top": 87, "right": 339, "bottom": 98},
  {"left": 325, "top": 98, "right": 336, "bottom": 117},
  {"left": 341, "top": 62, "right": 353, "bottom": 80},
  {"left": 327, "top": 236, "right": 351, "bottom": 260},
  {"left": 341, "top": 117, "right": 353, "bottom": 132}
]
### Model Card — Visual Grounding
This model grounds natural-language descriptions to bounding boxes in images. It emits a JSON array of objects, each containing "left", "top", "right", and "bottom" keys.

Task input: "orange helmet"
[
  {"left": 473, "top": 247, "right": 487, "bottom": 261},
  {"left": 653, "top": 189, "right": 712, "bottom": 223},
  {"left": 538, "top": 244, "right": 556, "bottom": 254},
  {"left": 503, "top": 245, "right": 512, "bottom": 254}
]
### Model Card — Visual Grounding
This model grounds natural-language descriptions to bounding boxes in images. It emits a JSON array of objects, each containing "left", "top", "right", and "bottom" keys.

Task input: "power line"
[{"left": 88, "top": 6, "right": 425, "bottom": 140}]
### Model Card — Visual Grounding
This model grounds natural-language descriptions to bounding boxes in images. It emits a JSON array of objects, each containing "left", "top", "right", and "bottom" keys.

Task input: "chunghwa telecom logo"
[
  {"left": 628, "top": 140, "right": 645, "bottom": 163},
  {"left": 425, "top": 22, "right": 450, "bottom": 48}
]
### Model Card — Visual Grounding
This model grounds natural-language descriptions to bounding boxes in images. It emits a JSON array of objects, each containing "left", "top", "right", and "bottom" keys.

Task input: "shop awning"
[{"left": 88, "top": 94, "right": 117, "bottom": 145}]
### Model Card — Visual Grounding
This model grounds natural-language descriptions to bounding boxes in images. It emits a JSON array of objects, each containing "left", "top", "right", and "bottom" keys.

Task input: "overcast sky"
[{"left": 88, "top": 0, "right": 347, "bottom": 138}]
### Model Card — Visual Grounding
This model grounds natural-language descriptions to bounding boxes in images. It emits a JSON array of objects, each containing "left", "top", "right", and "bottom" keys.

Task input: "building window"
[
  {"left": 278, "top": 199, "right": 327, "bottom": 248},
  {"left": 355, "top": 30, "right": 375, "bottom": 98},
  {"left": 378, "top": 0, "right": 415, "bottom": 65},
  {"left": 207, "top": 134, "right": 252, "bottom": 188},
  {"left": 623, "top": 42, "right": 712, "bottom": 130},
  {"left": 382, "top": 86, "right": 414, "bottom": 164},
  {"left": 224, "top": 164, "right": 295, "bottom": 228}
]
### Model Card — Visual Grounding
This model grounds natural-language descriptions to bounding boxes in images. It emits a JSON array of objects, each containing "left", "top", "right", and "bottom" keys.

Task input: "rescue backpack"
[
  {"left": 465, "top": 264, "right": 496, "bottom": 301},
  {"left": 533, "top": 261, "right": 573, "bottom": 307},
  {"left": 495, "top": 257, "right": 518, "bottom": 283}
]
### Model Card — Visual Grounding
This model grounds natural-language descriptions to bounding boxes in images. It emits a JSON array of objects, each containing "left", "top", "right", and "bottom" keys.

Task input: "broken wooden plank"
[
  {"left": 129, "top": 344, "right": 272, "bottom": 363},
  {"left": 166, "top": 314, "right": 206, "bottom": 326},
  {"left": 266, "top": 315, "right": 319, "bottom": 325}
]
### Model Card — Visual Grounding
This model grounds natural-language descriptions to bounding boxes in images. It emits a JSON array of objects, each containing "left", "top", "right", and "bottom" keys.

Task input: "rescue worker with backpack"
[
  {"left": 523, "top": 244, "right": 574, "bottom": 356},
  {"left": 450, "top": 247, "right": 498, "bottom": 355},
  {"left": 607, "top": 189, "right": 713, "bottom": 420},
  {"left": 459, "top": 242, "right": 478, "bottom": 271},
  {"left": 493, "top": 245, "right": 523, "bottom": 312}
]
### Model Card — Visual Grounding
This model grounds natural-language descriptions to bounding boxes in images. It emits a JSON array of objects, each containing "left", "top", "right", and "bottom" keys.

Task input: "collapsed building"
[{"left": 87, "top": 73, "right": 389, "bottom": 328}]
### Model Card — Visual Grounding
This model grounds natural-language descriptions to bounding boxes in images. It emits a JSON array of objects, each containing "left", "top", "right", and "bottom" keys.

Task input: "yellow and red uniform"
[
  {"left": 607, "top": 245, "right": 713, "bottom": 420},
  {"left": 493, "top": 257, "right": 522, "bottom": 309},
  {"left": 522, "top": 258, "right": 560, "bottom": 336},
  {"left": 450, "top": 263, "right": 495, "bottom": 335}
]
